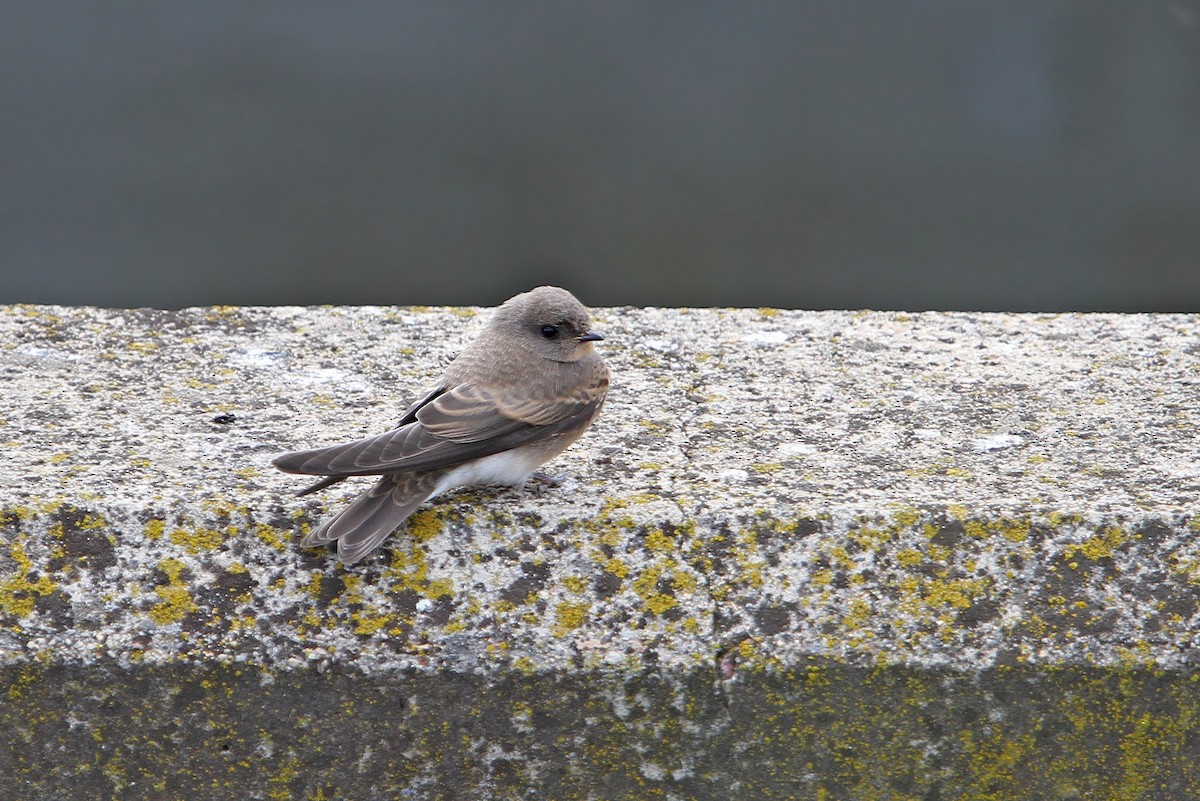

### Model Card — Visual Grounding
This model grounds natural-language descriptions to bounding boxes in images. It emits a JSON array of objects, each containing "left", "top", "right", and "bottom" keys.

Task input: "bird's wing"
[
  {"left": 394, "top": 384, "right": 447, "bottom": 427},
  {"left": 273, "top": 378, "right": 604, "bottom": 478},
  {"left": 287, "top": 384, "right": 447, "bottom": 496}
]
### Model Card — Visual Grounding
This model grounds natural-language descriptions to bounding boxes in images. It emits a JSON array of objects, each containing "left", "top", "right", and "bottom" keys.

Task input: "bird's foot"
[{"left": 517, "top": 471, "right": 565, "bottom": 496}]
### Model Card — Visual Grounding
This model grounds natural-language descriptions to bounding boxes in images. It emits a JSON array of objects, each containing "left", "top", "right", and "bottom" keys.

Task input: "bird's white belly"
[{"left": 431, "top": 448, "right": 545, "bottom": 498}]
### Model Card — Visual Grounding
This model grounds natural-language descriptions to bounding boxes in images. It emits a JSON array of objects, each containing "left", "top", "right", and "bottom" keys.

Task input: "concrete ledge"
[{"left": 3, "top": 303, "right": 1200, "bottom": 798}]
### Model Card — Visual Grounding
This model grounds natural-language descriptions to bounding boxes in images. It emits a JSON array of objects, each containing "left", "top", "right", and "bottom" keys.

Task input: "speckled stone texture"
[{"left": 2, "top": 303, "right": 1199, "bottom": 799}]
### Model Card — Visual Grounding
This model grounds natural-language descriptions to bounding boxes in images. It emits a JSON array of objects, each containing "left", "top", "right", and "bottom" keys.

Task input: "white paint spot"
[
  {"left": 642, "top": 338, "right": 679, "bottom": 353},
  {"left": 776, "top": 442, "right": 815, "bottom": 458},
  {"left": 972, "top": 434, "right": 1025, "bottom": 452},
  {"left": 746, "top": 330, "right": 789, "bottom": 346},
  {"left": 231, "top": 347, "right": 288, "bottom": 368},
  {"left": 294, "top": 367, "right": 371, "bottom": 392}
]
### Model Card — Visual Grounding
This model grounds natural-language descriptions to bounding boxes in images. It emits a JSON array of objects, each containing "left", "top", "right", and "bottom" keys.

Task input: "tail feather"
[
  {"left": 301, "top": 473, "right": 439, "bottom": 565},
  {"left": 296, "top": 474, "right": 347, "bottom": 497}
]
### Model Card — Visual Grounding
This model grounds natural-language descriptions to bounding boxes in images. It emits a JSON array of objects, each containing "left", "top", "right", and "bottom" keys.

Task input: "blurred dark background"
[{"left": 2, "top": 2, "right": 1198, "bottom": 311}]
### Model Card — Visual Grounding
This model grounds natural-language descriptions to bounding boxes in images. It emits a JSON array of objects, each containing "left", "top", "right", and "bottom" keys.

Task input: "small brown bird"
[{"left": 273, "top": 286, "right": 609, "bottom": 564}]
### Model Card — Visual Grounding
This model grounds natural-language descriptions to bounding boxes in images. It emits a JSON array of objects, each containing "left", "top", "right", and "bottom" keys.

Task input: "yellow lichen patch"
[
  {"left": 600, "top": 557, "right": 629, "bottom": 578},
  {"left": 561, "top": 576, "right": 588, "bottom": 594},
  {"left": 6, "top": 664, "right": 42, "bottom": 701},
  {"left": 255, "top": 523, "right": 290, "bottom": 551},
  {"left": 228, "top": 614, "right": 258, "bottom": 631},
  {"left": 643, "top": 528, "right": 676, "bottom": 553},
  {"left": 1047, "top": 511, "right": 1083, "bottom": 528},
  {"left": 964, "top": 517, "right": 1031, "bottom": 543},
  {"left": 888, "top": 506, "right": 922, "bottom": 529},
  {"left": 921, "top": 577, "right": 990, "bottom": 610},
  {"left": 300, "top": 572, "right": 323, "bottom": 600},
  {"left": 749, "top": 462, "right": 782, "bottom": 474},
  {"left": 643, "top": 593, "right": 678, "bottom": 615},
  {"left": 352, "top": 610, "right": 392, "bottom": 636},
  {"left": 552, "top": 600, "right": 590, "bottom": 636},
  {"left": 267, "top": 752, "right": 302, "bottom": 801},
  {"left": 425, "top": 577, "right": 455, "bottom": 598},
  {"left": 629, "top": 560, "right": 690, "bottom": 616},
  {"left": 205, "top": 304, "right": 242, "bottom": 319},
  {"left": 404, "top": 509, "right": 446, "bottom": 544},
  {"left": 148, "top": 558, "right": 196, "bottom": 625},
  {"left": 670, "top": 572, "right": 698, "bottom": 594},
  {"left": 706, "top": 528, "right": 767, "bottom": 595},
  {"left": 946, "top": 504, "right": 969, "bottom": 521},
  {"left": 1066, "top": 525, "right": 1128, "bottom": 562},
  {"left": 79, "top": 513, "right": 108, "bottom": 530},
  {"left": 169, "top": 527, "right": 227, "bottom": 554},
  {"left": 447, "top": 307, "right": 478, "bottom": 318},
  {"left": 841, "top": 597, "right": 873, "bottom": 631},
  {"left": 1, "top": 506, "right": 36, "bottom": 524},
  {"left": 582, "top": 497, "right": 640, "bottom": 548},
  {"left": 184, "top": 376, "right": 221, "bottom": 391},
  {"left": 383, "top": 542, "right": 456, "bottom": 600},
  {"left": 0, "top": 540, "right": 57, "bottom": 619},
  {"left": 847, "top": 524, "right": 891, "bottom": 551},
  {"left": 906, "top": 461, "right": 972, "bottom": 479}
]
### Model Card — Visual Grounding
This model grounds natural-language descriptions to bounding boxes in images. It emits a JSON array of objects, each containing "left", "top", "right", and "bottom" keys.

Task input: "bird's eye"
[{"left": 540, "top": 325, "right": 558, "bottom": 339}]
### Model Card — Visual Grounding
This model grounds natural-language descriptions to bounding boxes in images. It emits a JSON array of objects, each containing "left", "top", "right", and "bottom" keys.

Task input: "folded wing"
[{"left": 273, "top": 378, "right": 604, "bottom": 478}]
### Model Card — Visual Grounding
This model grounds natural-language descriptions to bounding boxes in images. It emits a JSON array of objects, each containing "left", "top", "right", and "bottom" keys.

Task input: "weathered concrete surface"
[{"left": 2, "top": 303, "right": 1199, "bottom": 799}]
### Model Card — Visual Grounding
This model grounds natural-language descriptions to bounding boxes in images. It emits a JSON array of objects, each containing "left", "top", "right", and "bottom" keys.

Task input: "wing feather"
[{"left": 273, "top": 377, "right": 604, "bottom": 478}]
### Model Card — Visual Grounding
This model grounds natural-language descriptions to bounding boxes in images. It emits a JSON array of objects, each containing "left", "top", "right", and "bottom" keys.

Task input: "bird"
[{"left": 273, "top": 286, "right": 609, "bottom": 564}]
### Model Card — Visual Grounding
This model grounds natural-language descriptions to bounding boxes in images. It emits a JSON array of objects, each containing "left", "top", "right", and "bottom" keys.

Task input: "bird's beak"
[{"left": 578, "top": 330, "right": 604, "bottom": 343}]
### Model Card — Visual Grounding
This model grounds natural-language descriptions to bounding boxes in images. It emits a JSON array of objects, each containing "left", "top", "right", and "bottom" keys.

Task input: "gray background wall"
[{"left": 2, "top": 1, "right": 1198, "bottom": 311}]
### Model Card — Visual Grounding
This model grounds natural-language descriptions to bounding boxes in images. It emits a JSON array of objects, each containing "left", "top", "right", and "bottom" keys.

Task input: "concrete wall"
[{"left": 3, "top": 303, "right": 1199, "bottom": 798}]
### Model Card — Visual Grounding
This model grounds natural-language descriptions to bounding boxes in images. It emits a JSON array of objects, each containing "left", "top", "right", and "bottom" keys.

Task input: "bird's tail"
[{"left": 301, "top": 472, "right": 440, "bottom": 565}]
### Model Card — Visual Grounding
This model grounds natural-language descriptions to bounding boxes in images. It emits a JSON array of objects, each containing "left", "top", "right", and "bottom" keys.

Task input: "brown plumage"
[{"left": 273, "top": 286, "right": 609, "bottom": 564}]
